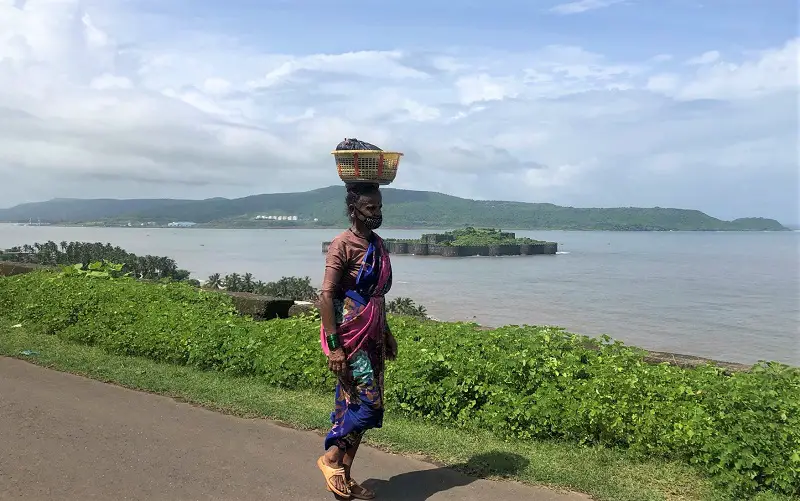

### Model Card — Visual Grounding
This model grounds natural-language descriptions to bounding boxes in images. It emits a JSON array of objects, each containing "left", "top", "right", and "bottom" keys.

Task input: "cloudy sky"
[{"left": 1, "top": 0, "right": 797, "bottom": 222}]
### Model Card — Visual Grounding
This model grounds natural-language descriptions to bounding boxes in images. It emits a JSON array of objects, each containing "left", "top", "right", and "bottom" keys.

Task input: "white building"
[{"left": 254, "top": 215, "right": 299, "bottom": 221}]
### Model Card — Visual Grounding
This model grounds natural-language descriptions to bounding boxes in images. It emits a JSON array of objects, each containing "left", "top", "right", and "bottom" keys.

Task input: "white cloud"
[
  {"left": 202, "top": 77, "right": 232, "bottom": 96},
  {"left": 687, "top": 50, "right": 721, "bottom": 65},
  {"left": 677, "top": 39, "right": 799, "bottom": 100},
  {"left": 456, "top": 74, "right": 520, "bottom": 105},
  {"left": 646, "top": 74, "right": 679, "bottom": 93},
  {"left": 90, "top": 73, "right": 133, "bottom": 90},
  {"left": 0, "top": 0, "right": 797, "bottom": 222},
  {"left": 549, "top": 0, "right": 626, "bottom": 15},
  {"left": 246, "top": 50, "right": 429, "bottom": 90}
]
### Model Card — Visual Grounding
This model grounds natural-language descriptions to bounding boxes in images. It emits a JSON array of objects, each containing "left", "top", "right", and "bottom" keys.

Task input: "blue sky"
[
  {"left": 0, "top": 0, "right": 798, "bottom": 222},
  {"left": 129, "top": 0, "right": 797, "bottom": 57}
]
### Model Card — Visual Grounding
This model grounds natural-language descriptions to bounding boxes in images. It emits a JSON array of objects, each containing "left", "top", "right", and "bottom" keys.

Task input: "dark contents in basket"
[{"left": 335, "top": 138, "right": 383, "bottom": 151}]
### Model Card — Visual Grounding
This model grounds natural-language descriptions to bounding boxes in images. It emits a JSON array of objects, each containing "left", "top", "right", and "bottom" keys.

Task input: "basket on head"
[
  {"left": 331, "top": 138, "right": 402, "bottom": 186},
  {"left": 332, "top": 150, "right": 403, "bottom": 185}
]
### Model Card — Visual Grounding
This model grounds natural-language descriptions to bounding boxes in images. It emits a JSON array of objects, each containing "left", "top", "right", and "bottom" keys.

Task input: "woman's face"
[
  {"left": 355, "top": 191, "right": 383, "bottom": 219},
  {"left": 351, "top": 190, "right": 383, "bottom": 230}
]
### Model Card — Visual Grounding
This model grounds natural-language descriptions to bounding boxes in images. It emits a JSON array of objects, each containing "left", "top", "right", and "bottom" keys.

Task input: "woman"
[{"left": 316, "top": 182, "right": 398, "bottom": 499}]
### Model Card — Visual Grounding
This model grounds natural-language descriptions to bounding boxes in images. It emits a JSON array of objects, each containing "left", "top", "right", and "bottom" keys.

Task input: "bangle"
[{"left": 326, "top": 333, "right": 341, "bottom": 351}]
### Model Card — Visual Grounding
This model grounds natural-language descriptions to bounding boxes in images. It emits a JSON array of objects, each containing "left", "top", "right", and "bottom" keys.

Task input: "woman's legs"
[
  {"left": 342, "top": 433, "right": 362, "bottom": 478},
  {"left": 321, "top": 434, "right": 374, "bottom": 499},
  {"left": 320, "top": 358, "right": 383, "bottom": 496},
  {"left": 324, "top": 429, "right": 362, "bottom": 469},
  {"left": 320, "top": 383, "right": 354, "bottom": 494},
  {"left": 322, "top": 445, "right": 348, "bottom": 493},
  {"left": 343, "top": 434, "right": 376, "bottom": 499}
]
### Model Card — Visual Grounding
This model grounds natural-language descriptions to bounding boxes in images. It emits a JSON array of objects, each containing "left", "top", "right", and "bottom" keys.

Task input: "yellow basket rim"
[{"left": 331, "top": 150, "right": 403, "bottom": 156}]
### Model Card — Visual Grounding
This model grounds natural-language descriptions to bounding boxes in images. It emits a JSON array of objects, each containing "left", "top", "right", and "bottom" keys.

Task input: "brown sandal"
[
  {"left": 347, "top": 479, "right": 375, "bottom": 500},
  {"left": 317, "top": 456, "right": 351, "bottom": 498}
]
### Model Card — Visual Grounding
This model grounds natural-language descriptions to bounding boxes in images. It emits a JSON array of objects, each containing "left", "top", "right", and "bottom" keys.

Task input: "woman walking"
[{"left": 316, "top": 182, "right": 398, "bottom": 499}]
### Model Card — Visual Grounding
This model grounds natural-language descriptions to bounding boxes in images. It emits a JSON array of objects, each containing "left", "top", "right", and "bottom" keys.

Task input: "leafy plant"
[{"left": 59, "top": 261, "right": 129, "bottom": 279}]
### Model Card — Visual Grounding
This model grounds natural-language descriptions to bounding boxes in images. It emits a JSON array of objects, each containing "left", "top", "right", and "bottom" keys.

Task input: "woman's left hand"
[{"left": 386, "top": 332, "right": 398, "bottom": 360}]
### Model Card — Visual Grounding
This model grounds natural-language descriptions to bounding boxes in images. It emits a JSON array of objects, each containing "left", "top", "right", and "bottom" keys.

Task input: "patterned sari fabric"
[{"left": 320, "top": 234, "right": 393, "bottom": 451}]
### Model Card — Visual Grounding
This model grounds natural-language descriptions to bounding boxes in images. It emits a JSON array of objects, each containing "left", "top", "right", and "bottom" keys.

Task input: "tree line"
[
  {"left": 0, "top": 240, "right": 428, "bottom": 316},
  {"left": 1, "top": 241, "right": 189, "bottom": 281}
]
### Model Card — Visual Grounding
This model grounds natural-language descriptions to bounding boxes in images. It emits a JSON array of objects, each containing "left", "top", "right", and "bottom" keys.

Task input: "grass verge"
[{"left": 1, "top": 320, "right": 765, "bottom": 501}]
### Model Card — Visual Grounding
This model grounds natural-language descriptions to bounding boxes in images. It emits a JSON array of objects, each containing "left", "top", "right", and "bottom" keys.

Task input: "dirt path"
[{"left": 0, "top": 357, "right": 590, "bottom": 501}]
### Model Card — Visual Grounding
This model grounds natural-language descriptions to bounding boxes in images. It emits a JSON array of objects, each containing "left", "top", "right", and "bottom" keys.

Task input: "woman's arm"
[
  {"left": 384, "top": 317, "right": 397, "bottom": 360},
  {"left": 319, "top": 290, "right": 338, "bottom": 343},
  {"left": 321, "top": 239, "right": 347, "bottom": 374}
]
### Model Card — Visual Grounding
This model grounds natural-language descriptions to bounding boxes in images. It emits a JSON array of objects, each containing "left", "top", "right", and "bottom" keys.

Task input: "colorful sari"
[{"left": 320, "top": 233, "right": 392, "bottom": 451}]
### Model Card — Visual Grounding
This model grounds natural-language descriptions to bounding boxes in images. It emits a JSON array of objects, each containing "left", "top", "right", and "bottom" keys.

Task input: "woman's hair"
[{"left": 345, "top": 182, "right": 380, "bottom": 221}]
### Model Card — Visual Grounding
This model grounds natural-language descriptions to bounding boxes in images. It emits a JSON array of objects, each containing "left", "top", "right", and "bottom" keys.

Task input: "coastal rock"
[
  {"left": 0, "top": 262, "right": 51, "bottom": 277},
  {"left": 288, "top": 302, "right": 317, "bottom": 317},
  {"left": 221, "top": 291, "right": 295, "bottom": 320}
]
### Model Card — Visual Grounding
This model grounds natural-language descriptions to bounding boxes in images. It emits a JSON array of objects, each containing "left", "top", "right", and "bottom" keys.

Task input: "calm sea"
[{"left": 1, "top": 225, "right": 798, "bottom": 365}]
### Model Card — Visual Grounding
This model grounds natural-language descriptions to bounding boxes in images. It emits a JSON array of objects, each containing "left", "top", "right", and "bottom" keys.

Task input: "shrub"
[
  {"left": 205, "top": 273, "right": 318, "bottom": 301},
  {"left": 0, "top": 271, "right": 797, "bottom": 497},
  {"left": 386, "top": 297, "right": 428, "bottom": 319}
]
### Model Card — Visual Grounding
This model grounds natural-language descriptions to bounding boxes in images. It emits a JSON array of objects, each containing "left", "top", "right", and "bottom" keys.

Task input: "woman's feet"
[
  {"left": 317, "top": 455, "right": 350, "bottom": 498},
  {"left": 347, "top": 478, "right": 376, "bottom": 500},
  {"left": 317, "top": 458, "right": 376, "bottom": 500}
]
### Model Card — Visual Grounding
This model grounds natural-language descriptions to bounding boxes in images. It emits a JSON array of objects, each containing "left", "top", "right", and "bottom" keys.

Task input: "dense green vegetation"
[
  {"left": 0, "top": 240, "right": 190, "bottom": 280},
  {"left": 0, "top": 270, "right": 797, "bottom": 498},
  {"left": 1, "top": 240, "right": 427, "bottom": 307},
  {"left": 386, "top": 296, "right": 429, "bottom": 319},
  {"left": 0, "top": 240, "right": 323, "bottom": 302},
  {"left": 0, "top": 320, "right": 743, "bottom": 501},
  {"left": 0, "top": 186, "right": 787, "bottom": 231},
  {"left": 388, "top": 227, "right": 547, "bottom": 246},
  {"left": 204, "top": 273, "right": 319, "bottom": 301}
]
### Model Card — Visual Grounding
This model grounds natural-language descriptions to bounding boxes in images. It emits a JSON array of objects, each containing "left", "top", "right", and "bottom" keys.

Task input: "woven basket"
[{"left": 332, "top": 150, "right": 403, "bottom": 185}]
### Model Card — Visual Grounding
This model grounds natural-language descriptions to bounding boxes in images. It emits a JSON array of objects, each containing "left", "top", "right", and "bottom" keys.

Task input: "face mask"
[{"left": 354, "top": 207, "right": 383, "bottom": 230}]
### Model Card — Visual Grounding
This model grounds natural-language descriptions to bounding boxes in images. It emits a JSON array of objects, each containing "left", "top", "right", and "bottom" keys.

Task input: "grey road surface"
[{"left": 0, "top": 357, "right": 590, "bottom": 501}]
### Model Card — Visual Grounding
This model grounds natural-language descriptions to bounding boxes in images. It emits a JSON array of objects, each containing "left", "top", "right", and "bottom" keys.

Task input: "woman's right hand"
[{"left": 327, "top": 348, "right": 348, "bottom": 374}]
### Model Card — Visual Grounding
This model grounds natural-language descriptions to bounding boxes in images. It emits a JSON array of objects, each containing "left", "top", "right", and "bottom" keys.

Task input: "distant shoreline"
[
  {"left": 2, "top": 222, "right": 794, "bottom": 232},
  {"left": 0, "top": 185, "right": 789, "bottom": 231}
]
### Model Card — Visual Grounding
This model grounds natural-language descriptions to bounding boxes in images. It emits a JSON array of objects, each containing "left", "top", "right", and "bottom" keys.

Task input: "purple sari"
[{"left": 320, "top": 234, "right": 392, "bottom": 451}]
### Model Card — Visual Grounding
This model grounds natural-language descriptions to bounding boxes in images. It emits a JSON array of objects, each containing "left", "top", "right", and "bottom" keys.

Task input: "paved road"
[{"left": 0, "top": 357, "right": 590, "bottom": 501}]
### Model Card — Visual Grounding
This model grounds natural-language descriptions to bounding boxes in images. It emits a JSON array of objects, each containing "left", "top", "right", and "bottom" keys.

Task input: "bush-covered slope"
[{"left": 0, "top": 271, "right": 797, "bottom": 497}]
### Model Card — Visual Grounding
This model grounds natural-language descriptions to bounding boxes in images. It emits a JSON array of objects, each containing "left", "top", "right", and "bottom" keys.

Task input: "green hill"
[
  {"left": 0, "top": 186, "right": 788, "bottom": 231},
  {"left": 0, "top": 198, "right": 192, "bottom": 223}
]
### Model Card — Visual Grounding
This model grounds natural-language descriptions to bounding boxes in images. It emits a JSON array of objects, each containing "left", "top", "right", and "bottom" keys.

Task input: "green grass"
[
  {"left": 4, "top": 320, "right": 789, "bottom": 501},
  {"left": 3, "top": 271, "right": 797, "bottom": 496}
]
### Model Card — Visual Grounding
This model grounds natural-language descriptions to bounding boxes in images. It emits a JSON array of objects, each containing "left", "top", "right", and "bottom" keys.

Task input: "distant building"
[
  {"left": 168, "top": 222, "right": 197, "bottom": 228},
  {"left": 253, "top": 215, "right": 299, "bottom": 221}
]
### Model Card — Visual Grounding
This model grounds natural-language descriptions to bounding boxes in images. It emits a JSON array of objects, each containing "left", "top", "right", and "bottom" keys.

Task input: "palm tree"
[
  {"left": 21, "top": 244, "right": 33, "bottom": 262},
  {"left": 243, "top": 273, "right": 254, "bottom": 292},
  {"left": 206, "top": 273, "right": 222, "bottom": 289},
  {"left": 223, "top": 273, "right": 242, "bottom": 291}
]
